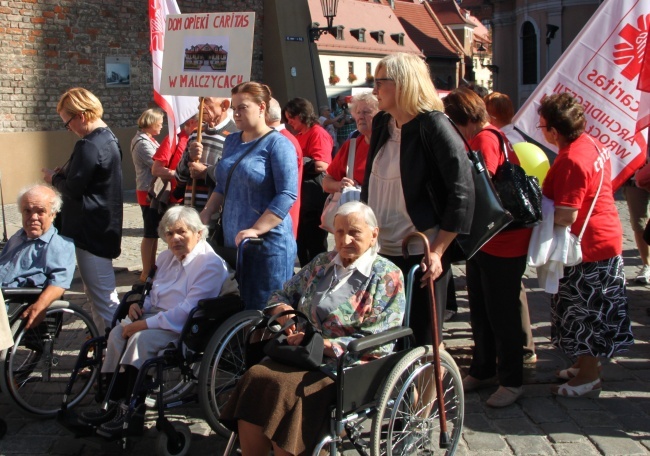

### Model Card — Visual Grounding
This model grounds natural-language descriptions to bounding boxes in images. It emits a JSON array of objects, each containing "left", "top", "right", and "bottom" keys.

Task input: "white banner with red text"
[
  {"left": 513, "top": 0, "right": 649, "bottom": 189},
  {"left": 160, "top": 12, "right": 255, "bottom": 98}
]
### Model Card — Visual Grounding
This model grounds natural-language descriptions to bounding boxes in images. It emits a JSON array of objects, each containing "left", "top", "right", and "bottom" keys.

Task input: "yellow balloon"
[{"left": 513, "top": 142, "right": 551, "bottom": 185}]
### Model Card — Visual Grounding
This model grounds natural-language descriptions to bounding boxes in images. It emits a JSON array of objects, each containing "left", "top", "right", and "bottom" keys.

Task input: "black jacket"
[
  {"left": 361, "top": 110, "right": 474, "bottom": 235},
  {"left": 52, "top": 127, "right": 123, "bottom": 259}
]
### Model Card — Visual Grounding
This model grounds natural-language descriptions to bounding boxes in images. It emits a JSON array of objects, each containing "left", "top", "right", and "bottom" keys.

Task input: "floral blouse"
[{"left": 266, "top": 251, "right": 406, "bottom": 367}]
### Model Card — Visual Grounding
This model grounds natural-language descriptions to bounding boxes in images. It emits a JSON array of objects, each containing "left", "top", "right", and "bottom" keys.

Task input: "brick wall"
[{"left": 0, "top": 0, "right": 264, "bottom": 132}]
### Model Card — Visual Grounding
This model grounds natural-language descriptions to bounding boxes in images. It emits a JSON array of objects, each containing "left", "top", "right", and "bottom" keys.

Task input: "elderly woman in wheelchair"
[
  {"left": 219, "top": 202, "right": 407, "bottom": 456},
  {"left": 77, "top": 206, "right": 232, "bottom": 439}
]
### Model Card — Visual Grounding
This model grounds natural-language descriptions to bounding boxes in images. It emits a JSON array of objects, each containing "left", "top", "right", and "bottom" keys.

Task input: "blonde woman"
[
  {"left": 360, "top": 53, "right": 474, "bottom": 346},
  {"left": 43, "top": 88, "right": 122, "bottom": 334},
  {"left": 131, "top": 108, "right": 164, "bottom": 282}
]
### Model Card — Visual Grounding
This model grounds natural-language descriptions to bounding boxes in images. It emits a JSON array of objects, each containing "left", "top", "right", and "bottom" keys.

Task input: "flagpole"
[{"left": 190, "top": 97, "right": 204, "bottom": 208}]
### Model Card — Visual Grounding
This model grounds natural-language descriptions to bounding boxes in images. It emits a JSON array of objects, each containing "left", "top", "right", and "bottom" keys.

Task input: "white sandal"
[
  {"left": 555, "top": 361, "right": 602, "bottom": 380},
  {"left": 551, "top": 379, "right": 602, "bottom": 398}
]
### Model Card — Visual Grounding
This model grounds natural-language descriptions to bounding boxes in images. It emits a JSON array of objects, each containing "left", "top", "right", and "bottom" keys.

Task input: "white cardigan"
[{"left": 527, "top": 196, "right": 572, "bottom": 294}]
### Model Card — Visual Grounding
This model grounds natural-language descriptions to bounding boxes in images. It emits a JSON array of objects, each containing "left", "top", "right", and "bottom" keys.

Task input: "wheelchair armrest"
[
  {"left": 346, "top": 327, "right": 413, "bottom": 355},
  {"left": 1, "top": 287, "right": 43, "bottom": 299}
]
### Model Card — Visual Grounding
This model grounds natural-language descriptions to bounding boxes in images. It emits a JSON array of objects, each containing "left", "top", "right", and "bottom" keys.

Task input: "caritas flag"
[
  {"left": 149, "top": 0, "right": 198, "bottom": 146},
  {"left": 637, "top": 30, "right": 650, "bottom": 133},
  {"left": 513, "top": 0, "right": 649, "bottom": 190}
]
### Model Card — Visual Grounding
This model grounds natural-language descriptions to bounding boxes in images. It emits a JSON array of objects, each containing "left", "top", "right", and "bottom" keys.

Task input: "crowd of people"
[{"left": 0, "top": 52, "right": 641, "bottom": 454}]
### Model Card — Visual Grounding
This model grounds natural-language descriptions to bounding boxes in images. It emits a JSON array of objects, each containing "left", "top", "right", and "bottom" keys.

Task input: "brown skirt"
[{"left": 219, "top": 359, "right": 335, "bottom": 456}]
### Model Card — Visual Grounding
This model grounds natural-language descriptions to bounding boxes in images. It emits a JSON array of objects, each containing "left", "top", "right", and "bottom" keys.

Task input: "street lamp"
[
  {"left": 309, "top": 0, "right": 340, "bottom": 42},
  {"left": 476, "top": 42, "right": 499, "bottom": 74}
]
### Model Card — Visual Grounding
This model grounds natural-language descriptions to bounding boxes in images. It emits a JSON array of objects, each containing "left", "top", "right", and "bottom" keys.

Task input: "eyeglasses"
[
  {"left": 373, "top": 78, "right": 394, "bottom": 89},
  {"left": 63, "top": 116, "right": 75, "bottom": 131},
  {"left": 536, "top": 123, "right": 550, "bottom": 130}
]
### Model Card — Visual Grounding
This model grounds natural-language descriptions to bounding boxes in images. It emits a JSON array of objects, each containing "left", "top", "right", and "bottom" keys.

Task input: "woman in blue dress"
[{"left": 200, "top": 82, "right": 298, "bottom": 309}]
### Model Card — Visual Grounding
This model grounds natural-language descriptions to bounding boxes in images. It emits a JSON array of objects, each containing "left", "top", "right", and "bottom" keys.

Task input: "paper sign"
[{"left": 160, "top": 12, "right": 255, "bottom": 97}]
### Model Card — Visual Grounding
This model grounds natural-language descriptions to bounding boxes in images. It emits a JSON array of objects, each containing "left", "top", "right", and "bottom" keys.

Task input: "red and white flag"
[
  {"left": 149, "top": 0, "right": 198, "bottom": 147},
  {"left": 637, "top": 29, "right": 650, "bottom": 133},
  {"left": 513, "top": 0, "right": 649, "bottom": 189}
]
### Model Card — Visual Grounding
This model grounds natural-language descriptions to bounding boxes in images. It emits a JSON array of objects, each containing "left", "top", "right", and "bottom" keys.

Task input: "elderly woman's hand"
[
  {"left": 42, "top": 168, "right": 56, "bottom": 184},
  {"left": 339, "top": 177, "right": 356, "bottom": 191},
  {"left": 267, "top": 304, "right": 297, "bottom": 334},
  {"left": 122, "top": 319, "right": 148, "bottom": 339}
]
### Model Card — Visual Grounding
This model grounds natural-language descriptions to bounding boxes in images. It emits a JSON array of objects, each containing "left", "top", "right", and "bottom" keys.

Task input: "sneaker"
[
  {"left": 462, "top": 375, "right": 497, "bottom": 392},
  {"left": 486, "top": 386, "right": 523, "bottom": 407},
  {"left": 96, "top": 401, "right": 145, "bottom": 439},
  {"left": 635, "top": 265, "right": 650, "bottom": 284},
  {"left": 523, "top": 352, "right": 537, "bottom": 364},
  {"left": 79, "top": 400, "right": 119, "bottom": 426}
]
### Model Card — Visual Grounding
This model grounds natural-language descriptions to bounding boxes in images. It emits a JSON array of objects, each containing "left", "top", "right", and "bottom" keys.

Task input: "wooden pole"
[{"left": 190, "top": 97, "right": 205, "bottom": 208}]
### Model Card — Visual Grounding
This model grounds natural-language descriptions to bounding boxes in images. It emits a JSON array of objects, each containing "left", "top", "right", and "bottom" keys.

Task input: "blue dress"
[{"left": 215, "top": 130, "right": 298, "bottom": 309}]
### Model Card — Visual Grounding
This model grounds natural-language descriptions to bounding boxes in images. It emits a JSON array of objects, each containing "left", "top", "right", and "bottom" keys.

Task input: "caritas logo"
[{"left": 613, "top": 13, "right": 649, "bottom": 81}]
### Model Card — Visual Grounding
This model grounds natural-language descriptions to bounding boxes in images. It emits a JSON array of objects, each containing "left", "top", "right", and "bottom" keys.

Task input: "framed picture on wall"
[{"left": 105, "top": 56, "right": 131, "bottom": 87}]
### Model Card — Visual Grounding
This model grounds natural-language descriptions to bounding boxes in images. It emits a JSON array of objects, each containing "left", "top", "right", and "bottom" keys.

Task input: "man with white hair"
[
  {"left": 175, "top": 97, "right": 238, "bottom": 210},
  {"left": 0, "top": 184, "right": 75, "bottom": 329}
]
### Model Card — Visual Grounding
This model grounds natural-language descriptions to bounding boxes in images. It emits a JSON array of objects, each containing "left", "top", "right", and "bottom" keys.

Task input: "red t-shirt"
[
  {"left": 296, "top": 124, "right": 333, "bottom": 163},
  {"left": 542, "top": 133, "right": 622, "bottom": 262},
  {"left": 326, "top": 136, "right": 369, "bottom": 185},
  {"left": 152, "top": 130, "right": 191, "bottom": 204},
  {"left": 279, "top": 128, "right": 303, "bottom": 239},
  {"left": 470, "top": 126, "right": 532, "bottom": 258}
]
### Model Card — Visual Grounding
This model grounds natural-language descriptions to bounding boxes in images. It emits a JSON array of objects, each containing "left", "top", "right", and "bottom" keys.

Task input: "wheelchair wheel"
[
  {"left": 371, "top": 347, "right": 464, "bottom": 455},
  {"left": 198, "top": 310, "right": 263, "bottom": 437},
  {"left": 0, "top": 302, "right": 100, "bottom": 418},
  {"left": 156, "top": 421, "right": 192, "bottom": 456}
]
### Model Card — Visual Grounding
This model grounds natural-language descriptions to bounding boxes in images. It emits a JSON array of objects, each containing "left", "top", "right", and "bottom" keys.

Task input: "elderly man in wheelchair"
[
  {"left": 218, "top": 202, "right": 465, "bottom": 456},
  {"left": 0, "top": 184, "right": 75, "bottom": 329},
  {"left": 67, "top": 205, "right": 234, "bottom": 441},
  {"left": 0, "top": 185, "right": 84, "bottom": 418}
]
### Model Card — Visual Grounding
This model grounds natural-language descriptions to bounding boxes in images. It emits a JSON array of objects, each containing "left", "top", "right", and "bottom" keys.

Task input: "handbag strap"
[
  {"left": 266, "top": 309, "right": 320, "bottom": 335},
  {"left": 484, "top": 127, "right": 510, "bottom": 163},
  {"left": 576, "top": 138, "right": 605, "bottom": 242},
  {"left": 222, "top": 129, "right": 277, "bottom": 206},
  {"left": 345, "top": 138, "right": 357, "bottom": 180}
]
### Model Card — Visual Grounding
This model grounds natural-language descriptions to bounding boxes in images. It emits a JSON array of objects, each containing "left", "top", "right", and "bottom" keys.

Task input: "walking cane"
[
  {"left": 190, "top": 97, "right": 205, "bottom": 208},
  {"left": 402, "top": 232, "right": 450, "bottom": 448}
]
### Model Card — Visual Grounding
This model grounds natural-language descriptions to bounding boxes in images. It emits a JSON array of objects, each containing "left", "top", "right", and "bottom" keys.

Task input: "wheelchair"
[
  {"left": 217, "top": 232, "right": 465, "bottom": 455},
  {"left": 0, "top": 288, "right": 99, "bottom": 418},
  {"left": 56, "top": 238, "right": 264, "bottom": 455}
]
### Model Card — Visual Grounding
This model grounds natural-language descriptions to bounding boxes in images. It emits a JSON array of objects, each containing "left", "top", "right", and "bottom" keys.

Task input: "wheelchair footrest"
[{"left": 56, "top": 410, "right": 96, "bottom": 438}]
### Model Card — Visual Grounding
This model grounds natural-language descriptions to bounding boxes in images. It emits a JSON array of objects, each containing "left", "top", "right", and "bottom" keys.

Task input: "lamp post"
[
  {"left": 309, "top": 0, "right": 340, "bottom": 42},
  {"left": 475, "top": 42, "right": 498, "bottom": 89}
]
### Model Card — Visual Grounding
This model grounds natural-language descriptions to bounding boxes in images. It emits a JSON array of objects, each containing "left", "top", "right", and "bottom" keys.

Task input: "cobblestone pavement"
[{"left": 1, "top": 194, "right": 649, "bottom": 455}]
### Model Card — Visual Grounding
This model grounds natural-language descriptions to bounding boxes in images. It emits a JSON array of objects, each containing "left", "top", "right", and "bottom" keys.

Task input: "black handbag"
[
  {"left": 258, "top": 309, "right": 325, "bottom": 370},
  {"left": 208, "top": 129, "right": 277, "bottom": 267},
  {"left": 420, "top": 114, "right": 513, "bottom": 261},
  {"left": 487, "top": 130, "right": 542, "bottom": 228}
]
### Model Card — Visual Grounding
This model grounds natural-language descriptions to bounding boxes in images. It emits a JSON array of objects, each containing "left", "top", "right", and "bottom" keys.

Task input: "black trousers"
[
  {"left": 466, "top": 251, "right": 526, "bottom": 387},
  {"left": 383, "top": 254, "right": 449, "bottom": 347},
  {"left": 297, "top": 180, "right": 328, "bottom": 267}
]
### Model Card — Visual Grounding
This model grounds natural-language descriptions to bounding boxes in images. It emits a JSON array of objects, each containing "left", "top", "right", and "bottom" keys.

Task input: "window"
[
  {"left": 329, "top": 61, "right": 335, "bottom": 76},
  {"left": 351, "top": 28, "right": 366, "bottom": 42},
  {"left": 366, "top": 62, "right": 372, "bottom": 76},
  {"left": 390, "top": 33, "right": 404, "bottom": 46},
  {"left": 370, "top": 30, "right": 384, "bottom": 44},
  {"left": 348, "top": 62, "right": 354, "bottom": 75},
  {"left": 521, "top": 21, "right": 538, "bottom": 85},
  {"left": 335, "top": 25, "right": 345, "bottom": 41}
]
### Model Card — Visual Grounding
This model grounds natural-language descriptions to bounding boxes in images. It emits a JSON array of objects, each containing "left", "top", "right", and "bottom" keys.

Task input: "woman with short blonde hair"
[{"left": 56, "top": 87, "right": 104, "bottom": 121}]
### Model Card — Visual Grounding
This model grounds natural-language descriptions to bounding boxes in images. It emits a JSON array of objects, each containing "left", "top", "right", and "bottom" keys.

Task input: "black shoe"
[
  {"left": 96, "top": 401, "right": 145, "bottom": 439},
  {"left": 79, "top": 400, "right": 120, "bottom": 426}
]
